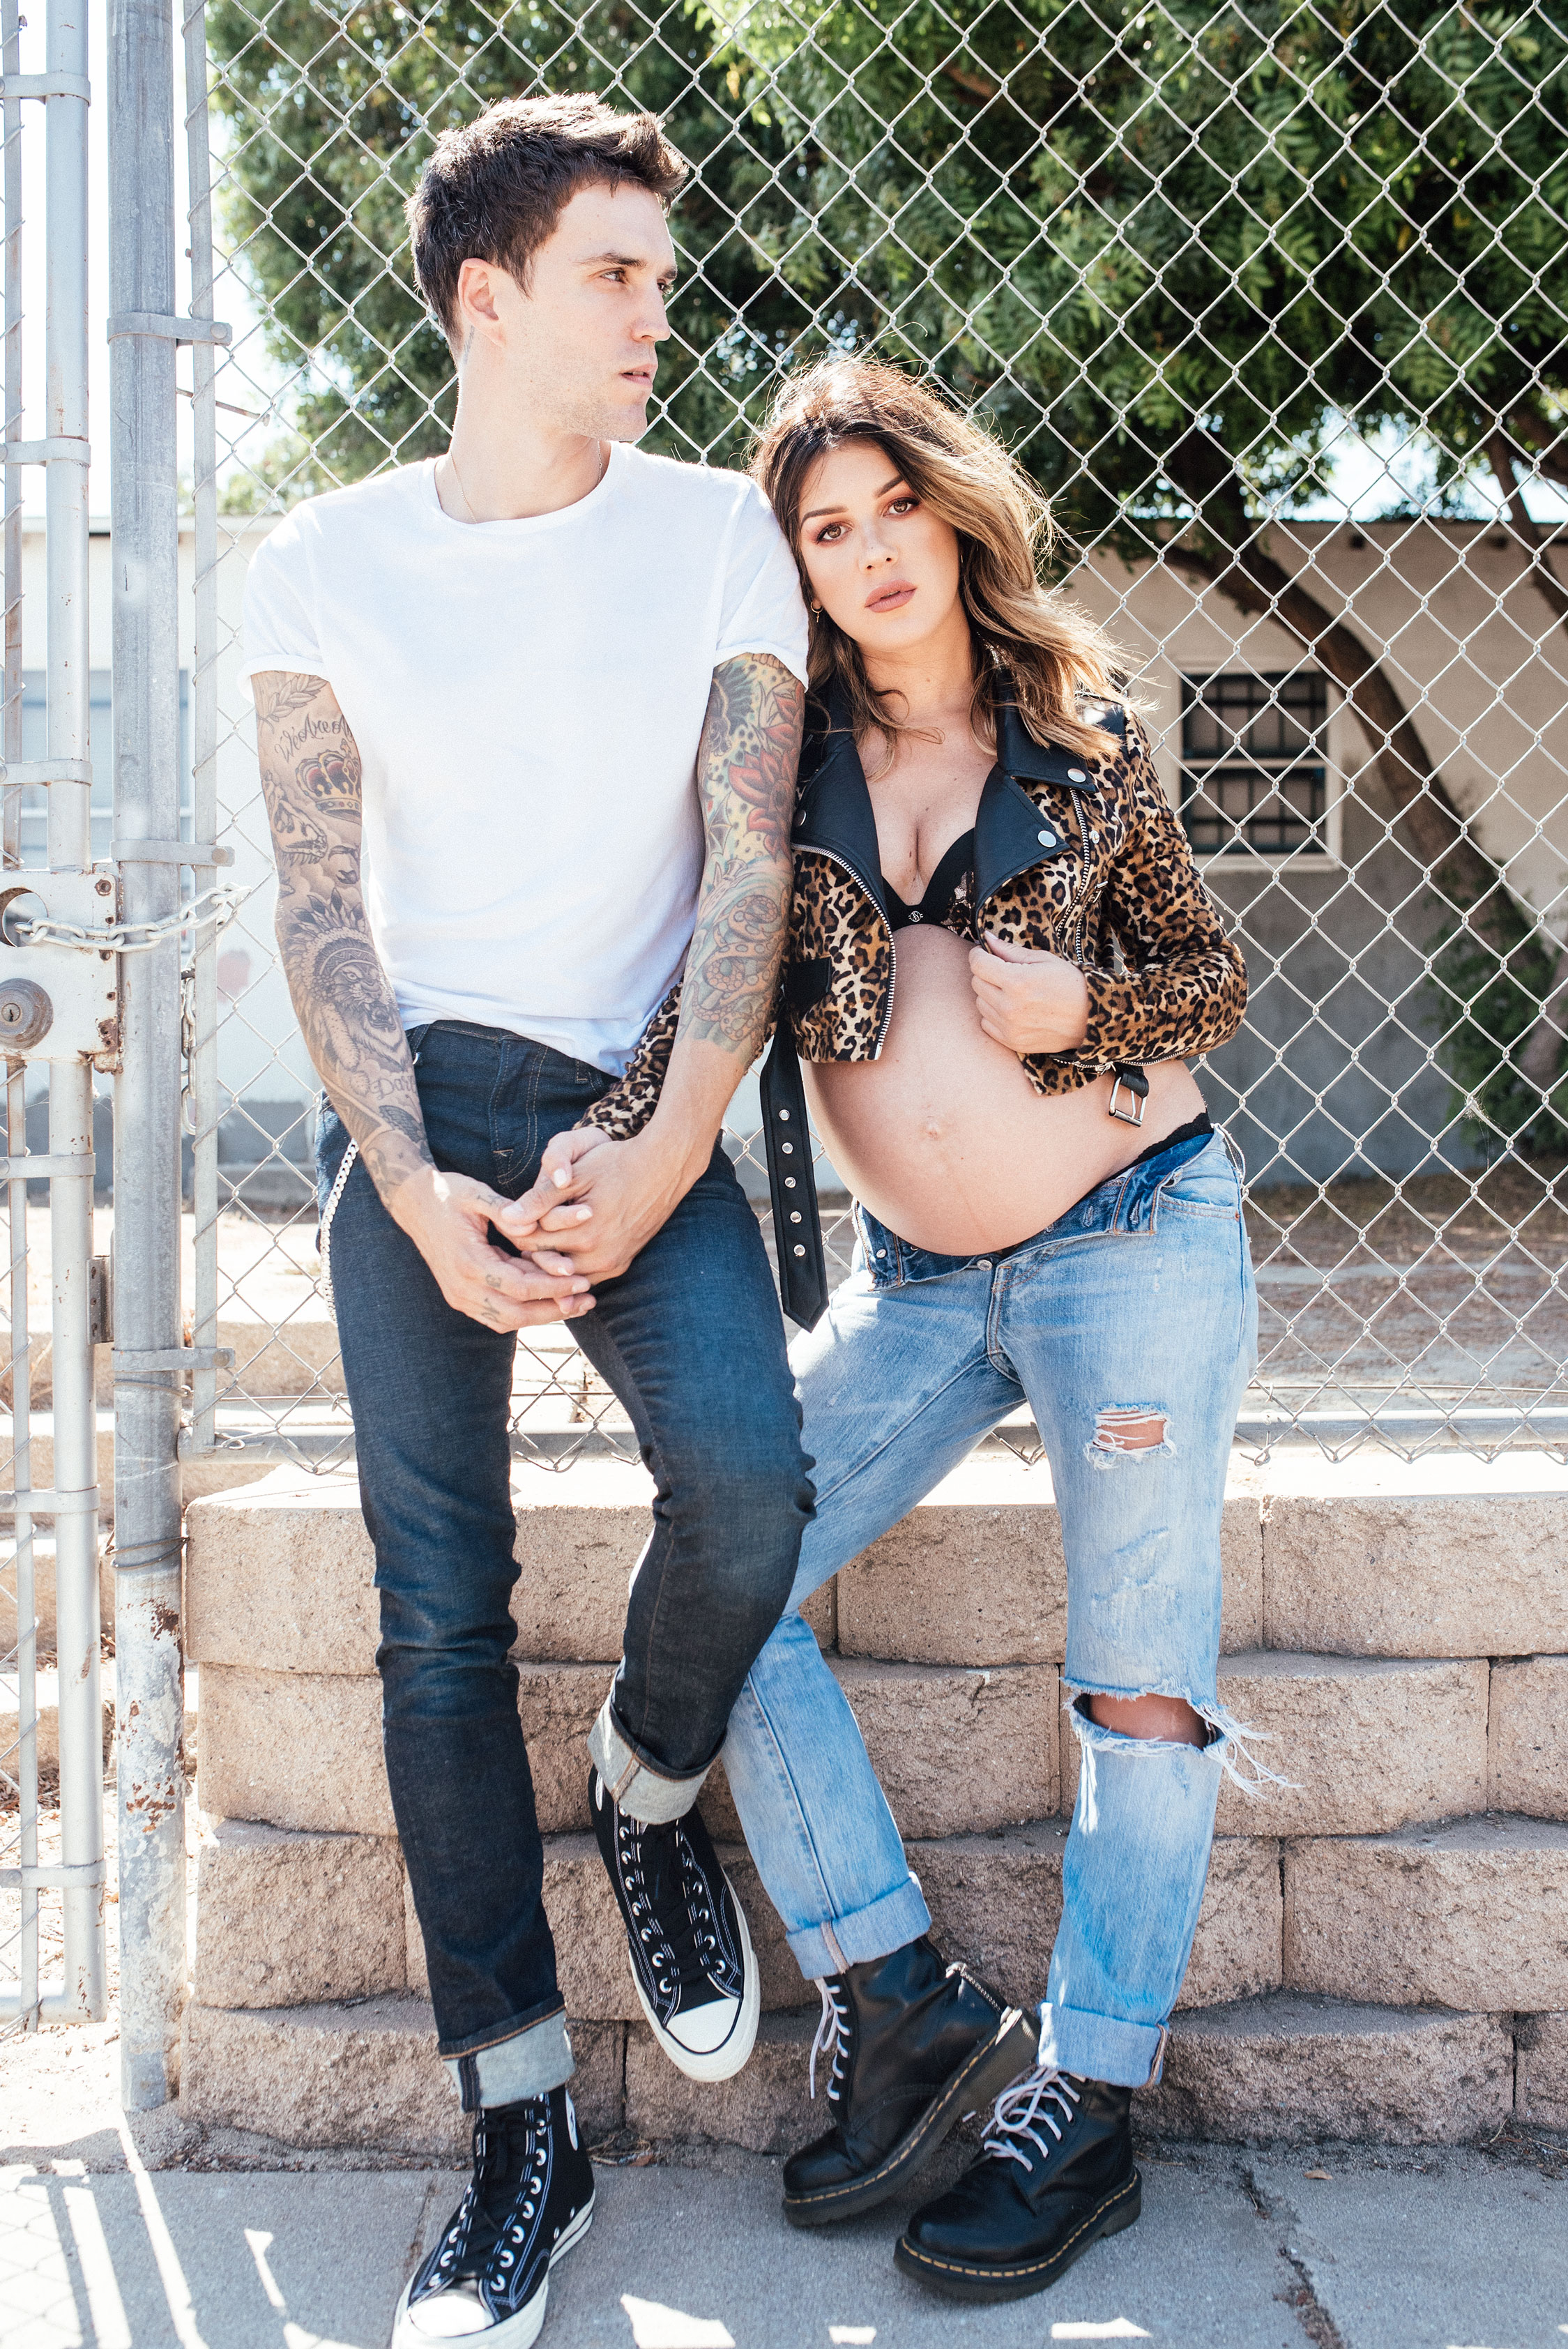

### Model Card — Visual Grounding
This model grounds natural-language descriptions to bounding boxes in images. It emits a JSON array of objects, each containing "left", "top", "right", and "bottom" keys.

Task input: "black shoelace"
[
  {"left": 618, "top": 1812, "right": 731, "bottom": 2002},
  {"left": 426, "top": 2100, "right": 550, "bottom": 2293}
]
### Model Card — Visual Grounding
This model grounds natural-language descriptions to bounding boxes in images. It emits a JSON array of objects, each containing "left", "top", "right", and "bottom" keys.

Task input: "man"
[{"left": 241, "top": 93, "right": 812, "bottom": 2348}]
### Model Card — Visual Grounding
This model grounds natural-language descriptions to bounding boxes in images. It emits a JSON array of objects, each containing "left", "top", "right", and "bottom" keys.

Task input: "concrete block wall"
[{"left": 179, "top": 1450, "right": 1568, "bottom": 2154}]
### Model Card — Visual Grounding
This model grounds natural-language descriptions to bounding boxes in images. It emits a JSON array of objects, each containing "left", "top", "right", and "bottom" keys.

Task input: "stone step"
[
  {"left": 199, "top": 1641, "right": 1523, "bottom": 1848},
  {"left": 185, "top": 1453, "right": 1568, "bottom": 1686},
  {"left": 179, "top": 1989, "right": 1537, "bottom": 2159},
  {"left": 1143, "top": 1994, "right": 1516, "bottom": 2146},
  {"left": 1283, "top": 1814, "right": 1568, "bottom": 2011},
  {"left": 1489, "top": 1655, "right": 1568, "bottom": 1818},
  {"left": 624, "top": 1995, "right": 1525, "bottom": 2154},
  {"left": 179, "top": 1997, "right": 626, "bottom": 2156},
  {"left": 187, "top": 1466, "right": 834, "bottom": 1680},
  {"left": 192, "top": 1816, "right": 1283, "bottom": 2025},
  {"left": 1517, "top": 2013, "right": 1568, "bottom": 2128},
  {"left": 1055, "top": 1651, "right": 1496, "bottom": 1841},
  {"left": 196, "top": 1651, "right": 1047, "bottom": 1844},
  {"left": 1208, "top": 1651, "right": 1490, "bottom": 1839}
]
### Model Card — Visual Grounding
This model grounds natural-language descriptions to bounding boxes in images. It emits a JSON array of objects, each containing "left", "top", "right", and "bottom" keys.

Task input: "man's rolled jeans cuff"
[
  {"left": 442, "top": 2006, "right": 575, "bottom": 2113},
  {"left": 1037, "top": 1998, "right": 1168, "bottom": 2091},
  {"left": 786, "top": 1873, "right": 932, "bottom": 1982},
  {"left": 588, "top": 1694, "right": 710, "bottom": 1825}
]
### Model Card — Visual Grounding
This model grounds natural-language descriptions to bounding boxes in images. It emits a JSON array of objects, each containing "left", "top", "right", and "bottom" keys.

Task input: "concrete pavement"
[{"left": 5, "top": 2138, "right": 1566, "bottom": 2349}]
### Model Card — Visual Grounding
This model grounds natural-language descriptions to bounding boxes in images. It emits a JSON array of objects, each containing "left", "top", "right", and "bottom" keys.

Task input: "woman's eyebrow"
[{"left": 801, "top": 475, "right": 906, "bottom": 522}]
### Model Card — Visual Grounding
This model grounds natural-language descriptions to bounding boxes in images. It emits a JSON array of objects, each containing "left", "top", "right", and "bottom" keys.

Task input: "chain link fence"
[{"left": 181, "top": 0, "right": 1568, "bottom": 1470}]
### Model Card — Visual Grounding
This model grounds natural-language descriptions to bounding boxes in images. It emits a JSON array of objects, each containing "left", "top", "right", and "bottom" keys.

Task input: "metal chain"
[{"left": 16, "top": 881, "right": 251, "bottom": 957}]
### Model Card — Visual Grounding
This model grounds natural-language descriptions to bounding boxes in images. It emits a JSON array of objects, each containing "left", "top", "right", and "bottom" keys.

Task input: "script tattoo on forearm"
[
  {"left": 680, "top": 653, "right": 803, "bottom": 1058},
  {"left": 253, "top": 671, "right": 433, "bottom": 1204}
]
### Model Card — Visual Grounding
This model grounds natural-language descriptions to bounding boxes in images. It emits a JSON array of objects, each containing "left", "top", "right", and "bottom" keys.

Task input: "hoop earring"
[{"left": 809, "top": 600, "right": 823, "bottom": 614}]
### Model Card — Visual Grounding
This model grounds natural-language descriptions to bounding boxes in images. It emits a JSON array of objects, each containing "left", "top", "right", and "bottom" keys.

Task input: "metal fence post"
[
  {"left": 109, "top": 0, "right": 187, "bottom": 2105},
  {"left": 43, "top": 0, "right": 105, "bottom": 2025}
]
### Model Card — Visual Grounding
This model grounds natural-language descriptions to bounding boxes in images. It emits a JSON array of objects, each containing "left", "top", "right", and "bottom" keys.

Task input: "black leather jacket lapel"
[
  {"left": 975, "top": 696, "right": 1117, "bottom": 906},
  {"left": 793, "top": 691, "right": 891, "bottom": 924}
]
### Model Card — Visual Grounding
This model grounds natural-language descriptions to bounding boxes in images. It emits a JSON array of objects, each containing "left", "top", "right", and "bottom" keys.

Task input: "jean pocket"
[{"left": 1157, "top": 1138, "right": 1241, "bottom": 1219}]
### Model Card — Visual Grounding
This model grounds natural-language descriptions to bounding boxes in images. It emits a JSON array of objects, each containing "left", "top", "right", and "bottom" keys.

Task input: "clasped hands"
[
  {"left": 388, "top": 1126, "right": 686, "bottom": 1335},
  {"left": 969, "top": 933, "right": 1091, "bottom": 1056}
]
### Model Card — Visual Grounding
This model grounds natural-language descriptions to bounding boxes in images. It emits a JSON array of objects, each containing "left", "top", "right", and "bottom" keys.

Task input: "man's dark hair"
[{"left": 408, "top": 93, "right": 687, "bottom": 344}]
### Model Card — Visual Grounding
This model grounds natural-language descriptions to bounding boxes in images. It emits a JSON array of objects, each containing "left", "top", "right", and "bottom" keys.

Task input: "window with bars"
[{"left": 1180, "top": 671, "right": 1330, "bottom": 857}]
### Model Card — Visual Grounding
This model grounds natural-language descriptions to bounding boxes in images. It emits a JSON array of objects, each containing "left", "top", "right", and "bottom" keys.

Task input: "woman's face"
[{"left": 794, "top": 439, "right": 963, "bottom": 660}]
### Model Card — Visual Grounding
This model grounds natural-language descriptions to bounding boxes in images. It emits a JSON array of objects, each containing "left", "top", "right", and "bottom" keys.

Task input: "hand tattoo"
[
  {"left": 254, "top": 670, "right": 434, "bottom": 1206},
  {"left": 680, "top": 653, "right": 803, "bottom": 1058}
]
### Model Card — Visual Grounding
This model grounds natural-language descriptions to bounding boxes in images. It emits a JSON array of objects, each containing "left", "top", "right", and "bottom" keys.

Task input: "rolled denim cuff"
[
  {"left": 443, "top": 2008, "right": 575, "bottom": 2113},
  {"left": 785, "top": 1871, "right": 931, "bottom": 1984},
  {"left": 1038, "top": 1999, "right": 1168, "bottom": 2091},
  {"left": 587, "top": 1693, "right": 709, "bottom": 1825}
]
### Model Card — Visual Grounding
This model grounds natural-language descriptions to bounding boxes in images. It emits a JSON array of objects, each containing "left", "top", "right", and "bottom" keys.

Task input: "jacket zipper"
[{"left": 801, "top": 841, "right": 899, "bottom": 1056}]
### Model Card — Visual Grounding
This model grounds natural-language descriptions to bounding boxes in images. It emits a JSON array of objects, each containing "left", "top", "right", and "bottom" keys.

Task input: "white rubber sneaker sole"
[
  {"left": 627, "top": 1881, "right": 759, "bottom": 2083},
  {"left": 390, "top": 2193, "right": 595, "bottom": 2349}
]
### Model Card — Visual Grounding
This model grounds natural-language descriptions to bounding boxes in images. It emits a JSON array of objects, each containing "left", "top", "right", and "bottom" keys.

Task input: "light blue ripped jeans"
[{"left": 720, "top": 1127, "right": 1261, "bottom": 2091}]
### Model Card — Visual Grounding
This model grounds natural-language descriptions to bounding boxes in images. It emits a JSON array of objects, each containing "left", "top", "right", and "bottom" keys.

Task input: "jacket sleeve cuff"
[
  {"left": 1075, "top": 963, "right": 1148, "bottom": 1065},
  {"left": 580, "top": 983, "right": 683, "bottom": 1141}
]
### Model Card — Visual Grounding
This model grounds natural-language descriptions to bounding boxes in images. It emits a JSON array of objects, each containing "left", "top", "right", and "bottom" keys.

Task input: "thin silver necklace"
[{"left": 442, "top": 438, "right": 607, "bottom": 523}]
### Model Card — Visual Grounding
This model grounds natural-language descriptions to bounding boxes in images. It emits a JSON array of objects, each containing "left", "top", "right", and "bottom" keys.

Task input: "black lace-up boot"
[
  {"left": 393, "top": 2085, "right": 595, "bottom": 2349},
  {"left": 781, "top": 1934, "right": 1037, "bottom": 2228},
  {"left": 895, "top": 2064, "right": 1139, "bottom": 2302},
  {"left": 591, "top": 1765, "right": 759, "bottom": 2081}
]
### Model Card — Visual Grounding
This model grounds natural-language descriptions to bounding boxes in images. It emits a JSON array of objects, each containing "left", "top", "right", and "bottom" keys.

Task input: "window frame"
[{"left": 1177, "top": 667, "right": 1345, "bottom": 868}]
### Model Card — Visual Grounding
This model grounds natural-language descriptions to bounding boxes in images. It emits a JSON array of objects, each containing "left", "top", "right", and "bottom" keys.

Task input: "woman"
[{"left": 524, "top": 357, "right": 1260, "bottom": 2307}]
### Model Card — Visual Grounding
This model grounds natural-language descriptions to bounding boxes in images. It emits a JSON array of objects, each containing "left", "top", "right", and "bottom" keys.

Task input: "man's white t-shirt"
[{"left": 239, "top": 443, "right": 809, "bottom": 1074}]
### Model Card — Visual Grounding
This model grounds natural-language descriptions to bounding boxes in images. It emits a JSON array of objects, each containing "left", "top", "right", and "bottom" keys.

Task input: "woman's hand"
[{"left": 969, "top": 933, "right": 1091, "bottom": 1055}]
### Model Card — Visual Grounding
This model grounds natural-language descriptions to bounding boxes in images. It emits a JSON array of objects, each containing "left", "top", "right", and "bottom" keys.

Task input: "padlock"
[{"left": 0, "top": 977, "right": 54, "bottom": 1049}]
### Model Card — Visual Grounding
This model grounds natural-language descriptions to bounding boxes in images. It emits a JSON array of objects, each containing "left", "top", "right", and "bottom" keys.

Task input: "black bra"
[{"left": 883, "top": 828, "right": 975, "bottom": 932}]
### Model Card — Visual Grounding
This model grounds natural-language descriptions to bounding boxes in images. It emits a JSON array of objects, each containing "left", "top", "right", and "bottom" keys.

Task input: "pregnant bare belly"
[{"left": 806, "top": 926, "right": 1208, "bottom": 1256}]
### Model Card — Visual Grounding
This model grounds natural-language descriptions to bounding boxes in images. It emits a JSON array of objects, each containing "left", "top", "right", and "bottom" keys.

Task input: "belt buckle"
[{"left": 1109, "top": 1072, "right": 1146, "bottom": 1127}]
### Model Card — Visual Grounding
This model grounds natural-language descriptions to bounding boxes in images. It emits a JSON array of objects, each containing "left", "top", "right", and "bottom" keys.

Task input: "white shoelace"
[
  {"left": 982, "top": 2065, "right": 1081, "bottom": 2168},
  {"left": 808, "top": 1978, "right": 851, "bottom": 2103}
]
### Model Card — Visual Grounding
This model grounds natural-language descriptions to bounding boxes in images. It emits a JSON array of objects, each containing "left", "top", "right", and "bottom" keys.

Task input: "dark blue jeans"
[{"left": 319, "top": 1020, "right": 812, "bottom": 2106}]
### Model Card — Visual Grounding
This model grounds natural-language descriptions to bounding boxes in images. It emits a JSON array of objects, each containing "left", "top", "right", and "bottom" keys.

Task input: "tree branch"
[
  {"left": 1487, "top": 432, "right": 1568, "bottom": 632},
  {"left": 1157, "top": 430, "right": 1565, "bottom": 1106},
  {"left": 1159, "top": 432, "right": 1502, "bottom": 917},
  {"left": 1505, "top": 397, "right": 1568, "bottom": 492},
  {"left": 1482, "top": 434, "right": 1568, "bottom": 1093},
  {"left": 942, "top": 60, "right": 998, "bottom": 101}
]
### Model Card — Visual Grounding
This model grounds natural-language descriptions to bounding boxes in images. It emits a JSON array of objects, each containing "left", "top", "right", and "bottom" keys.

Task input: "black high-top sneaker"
[
  {"left": 781, "top": 1935, "right": 1037, "bottom": 2228},
  {"left": 895, "top": 2065, "right": 1139, "bottom": 2303},
  {"left": 392, "top": 2085, "right": 595, "bottom": 2349},
  {"left": 590, "top": 1765, "right": 759, "bottom": 2081}
]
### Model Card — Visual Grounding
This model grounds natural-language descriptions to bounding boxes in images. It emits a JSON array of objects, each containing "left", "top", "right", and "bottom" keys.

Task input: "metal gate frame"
[{"left": 1, "top": 0, "right": 106, "bottom": 2035}]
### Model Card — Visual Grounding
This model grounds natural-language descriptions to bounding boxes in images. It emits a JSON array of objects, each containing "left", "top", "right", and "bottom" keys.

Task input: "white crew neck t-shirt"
[{"left": 239, "top": 443, "right": 808, "bottom": 1074}]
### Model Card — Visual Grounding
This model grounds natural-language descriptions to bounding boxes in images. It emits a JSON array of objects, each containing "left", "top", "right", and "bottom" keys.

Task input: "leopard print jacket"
[{"left": 583, "top": 679, "right": 1247, "bottom": 1141}]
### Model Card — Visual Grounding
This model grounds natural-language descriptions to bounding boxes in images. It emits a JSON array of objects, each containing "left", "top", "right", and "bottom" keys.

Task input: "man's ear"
[{"left": 454, "top": 257, "right": 509, "bottom": 353}]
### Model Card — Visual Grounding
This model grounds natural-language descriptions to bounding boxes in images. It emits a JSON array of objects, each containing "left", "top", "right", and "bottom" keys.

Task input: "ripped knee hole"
[{"left": 1090, "top": 1405, "right": 1169, "bottom": 1454}]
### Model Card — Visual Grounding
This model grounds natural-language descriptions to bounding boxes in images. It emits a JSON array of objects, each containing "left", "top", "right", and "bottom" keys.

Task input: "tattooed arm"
[
  {"left": 253, "top": 671, "right": 592, "bottom": 1332},
  {"left": 496, "top": 652, "right": 803, "bottom": 1281}
]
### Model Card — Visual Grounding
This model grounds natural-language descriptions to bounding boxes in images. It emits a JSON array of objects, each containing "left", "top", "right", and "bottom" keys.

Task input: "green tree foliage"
[
  {"left": 209, "top": 0, "right": 1566, "bottom": 542},
  {"left": 207, "top": 0, "right": 1568, "bottom": 1135},
  {"left": 205, "top": 0, "right": 812, "bottom": 480}
]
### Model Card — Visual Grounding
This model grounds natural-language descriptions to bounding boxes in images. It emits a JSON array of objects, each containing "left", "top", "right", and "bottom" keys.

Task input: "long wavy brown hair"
[{"left": 752, "top": 357, "right": 1122, "bottom": 766}]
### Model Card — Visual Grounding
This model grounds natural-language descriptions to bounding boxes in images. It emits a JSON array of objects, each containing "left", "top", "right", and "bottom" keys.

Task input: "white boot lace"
[
  {"left": 981, "top": 2065, "right": 1081, "bottom": 2168},
  {"left": 808, "top": 1977, "right": 851, "bottom": 2104}
]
